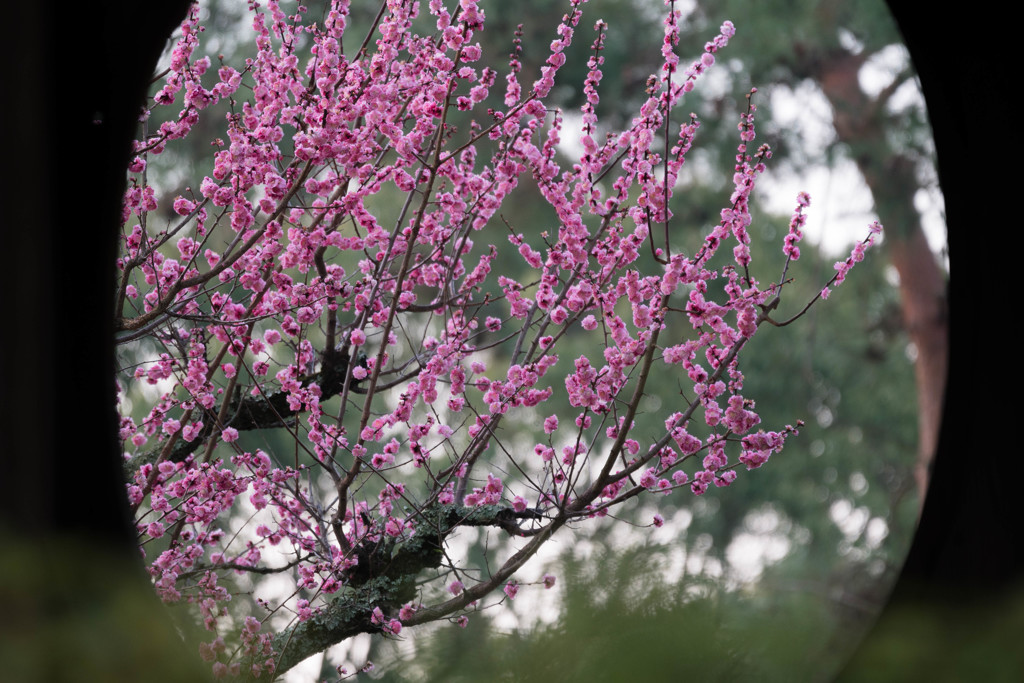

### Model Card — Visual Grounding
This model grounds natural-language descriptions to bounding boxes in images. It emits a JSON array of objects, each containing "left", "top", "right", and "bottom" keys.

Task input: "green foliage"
[
  {"left": 0, "top": 533, "right": 214, "bottom": 683},
  {"left": 836, "top": 587, "right": 1024, "bottom": 683},
  {"left": 370, "top": 545, "right": 862, "bottom": 682}
]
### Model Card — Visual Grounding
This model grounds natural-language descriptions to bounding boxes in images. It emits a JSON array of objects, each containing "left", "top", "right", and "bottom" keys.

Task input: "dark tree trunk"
[{"left": 1, "top": 3, "right": 209, "bottom": 680}]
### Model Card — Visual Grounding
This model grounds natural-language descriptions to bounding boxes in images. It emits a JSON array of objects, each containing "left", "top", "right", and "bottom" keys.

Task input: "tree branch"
[
  {"left": 124, "top": 349, "right": 361, "bottom": 477},
  {"left": 244, "top": 503, "right": 535, "bottom": 678}
]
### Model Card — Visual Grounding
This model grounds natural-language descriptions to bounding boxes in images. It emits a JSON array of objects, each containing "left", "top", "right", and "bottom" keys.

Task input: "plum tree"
[{"left": 116, "top": 0, "right": 880, "bottom": 677}]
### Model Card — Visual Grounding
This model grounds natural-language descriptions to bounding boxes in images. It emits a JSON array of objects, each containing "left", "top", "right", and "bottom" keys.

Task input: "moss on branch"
[{"left": 240, "top": 504, "right": 527, "bottom": 678}]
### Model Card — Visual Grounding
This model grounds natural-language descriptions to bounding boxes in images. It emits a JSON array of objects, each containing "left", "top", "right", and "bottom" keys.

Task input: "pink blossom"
[
  {"left": 543, "top": 415, "right": 558, "bottom": 434},
  {"left": 716, "top": 470, "right": 738, "bottom": 486},
  {"left": 173, "top": 196, "right": 196, "bottom": 216},
  {"left": 182, "top": 422, "right": 203, "bottom": 442},
  {"left": 399, "top": 603, "right": 417, "bottom": 621}
]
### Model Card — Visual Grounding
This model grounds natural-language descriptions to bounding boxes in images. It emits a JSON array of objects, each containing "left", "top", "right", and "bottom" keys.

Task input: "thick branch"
[
  {"left": 124, "top": 349, "right": 360, "bottom": 477},
  {"left": 244, "top": 504, "right": 534, "bottom": 678}
]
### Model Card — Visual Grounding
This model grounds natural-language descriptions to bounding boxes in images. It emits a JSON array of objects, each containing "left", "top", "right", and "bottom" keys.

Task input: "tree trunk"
[
  {"left": 885, "top": 225, "right": 947, "bottom": 512},
  {"left": 814, "top": 49, "right": 949, "bottom": 513}
]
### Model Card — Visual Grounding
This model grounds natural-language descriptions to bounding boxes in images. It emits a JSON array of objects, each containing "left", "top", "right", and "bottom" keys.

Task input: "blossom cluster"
[{"left": 116, "top": 0, "right": 878, "bottom": 675}]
